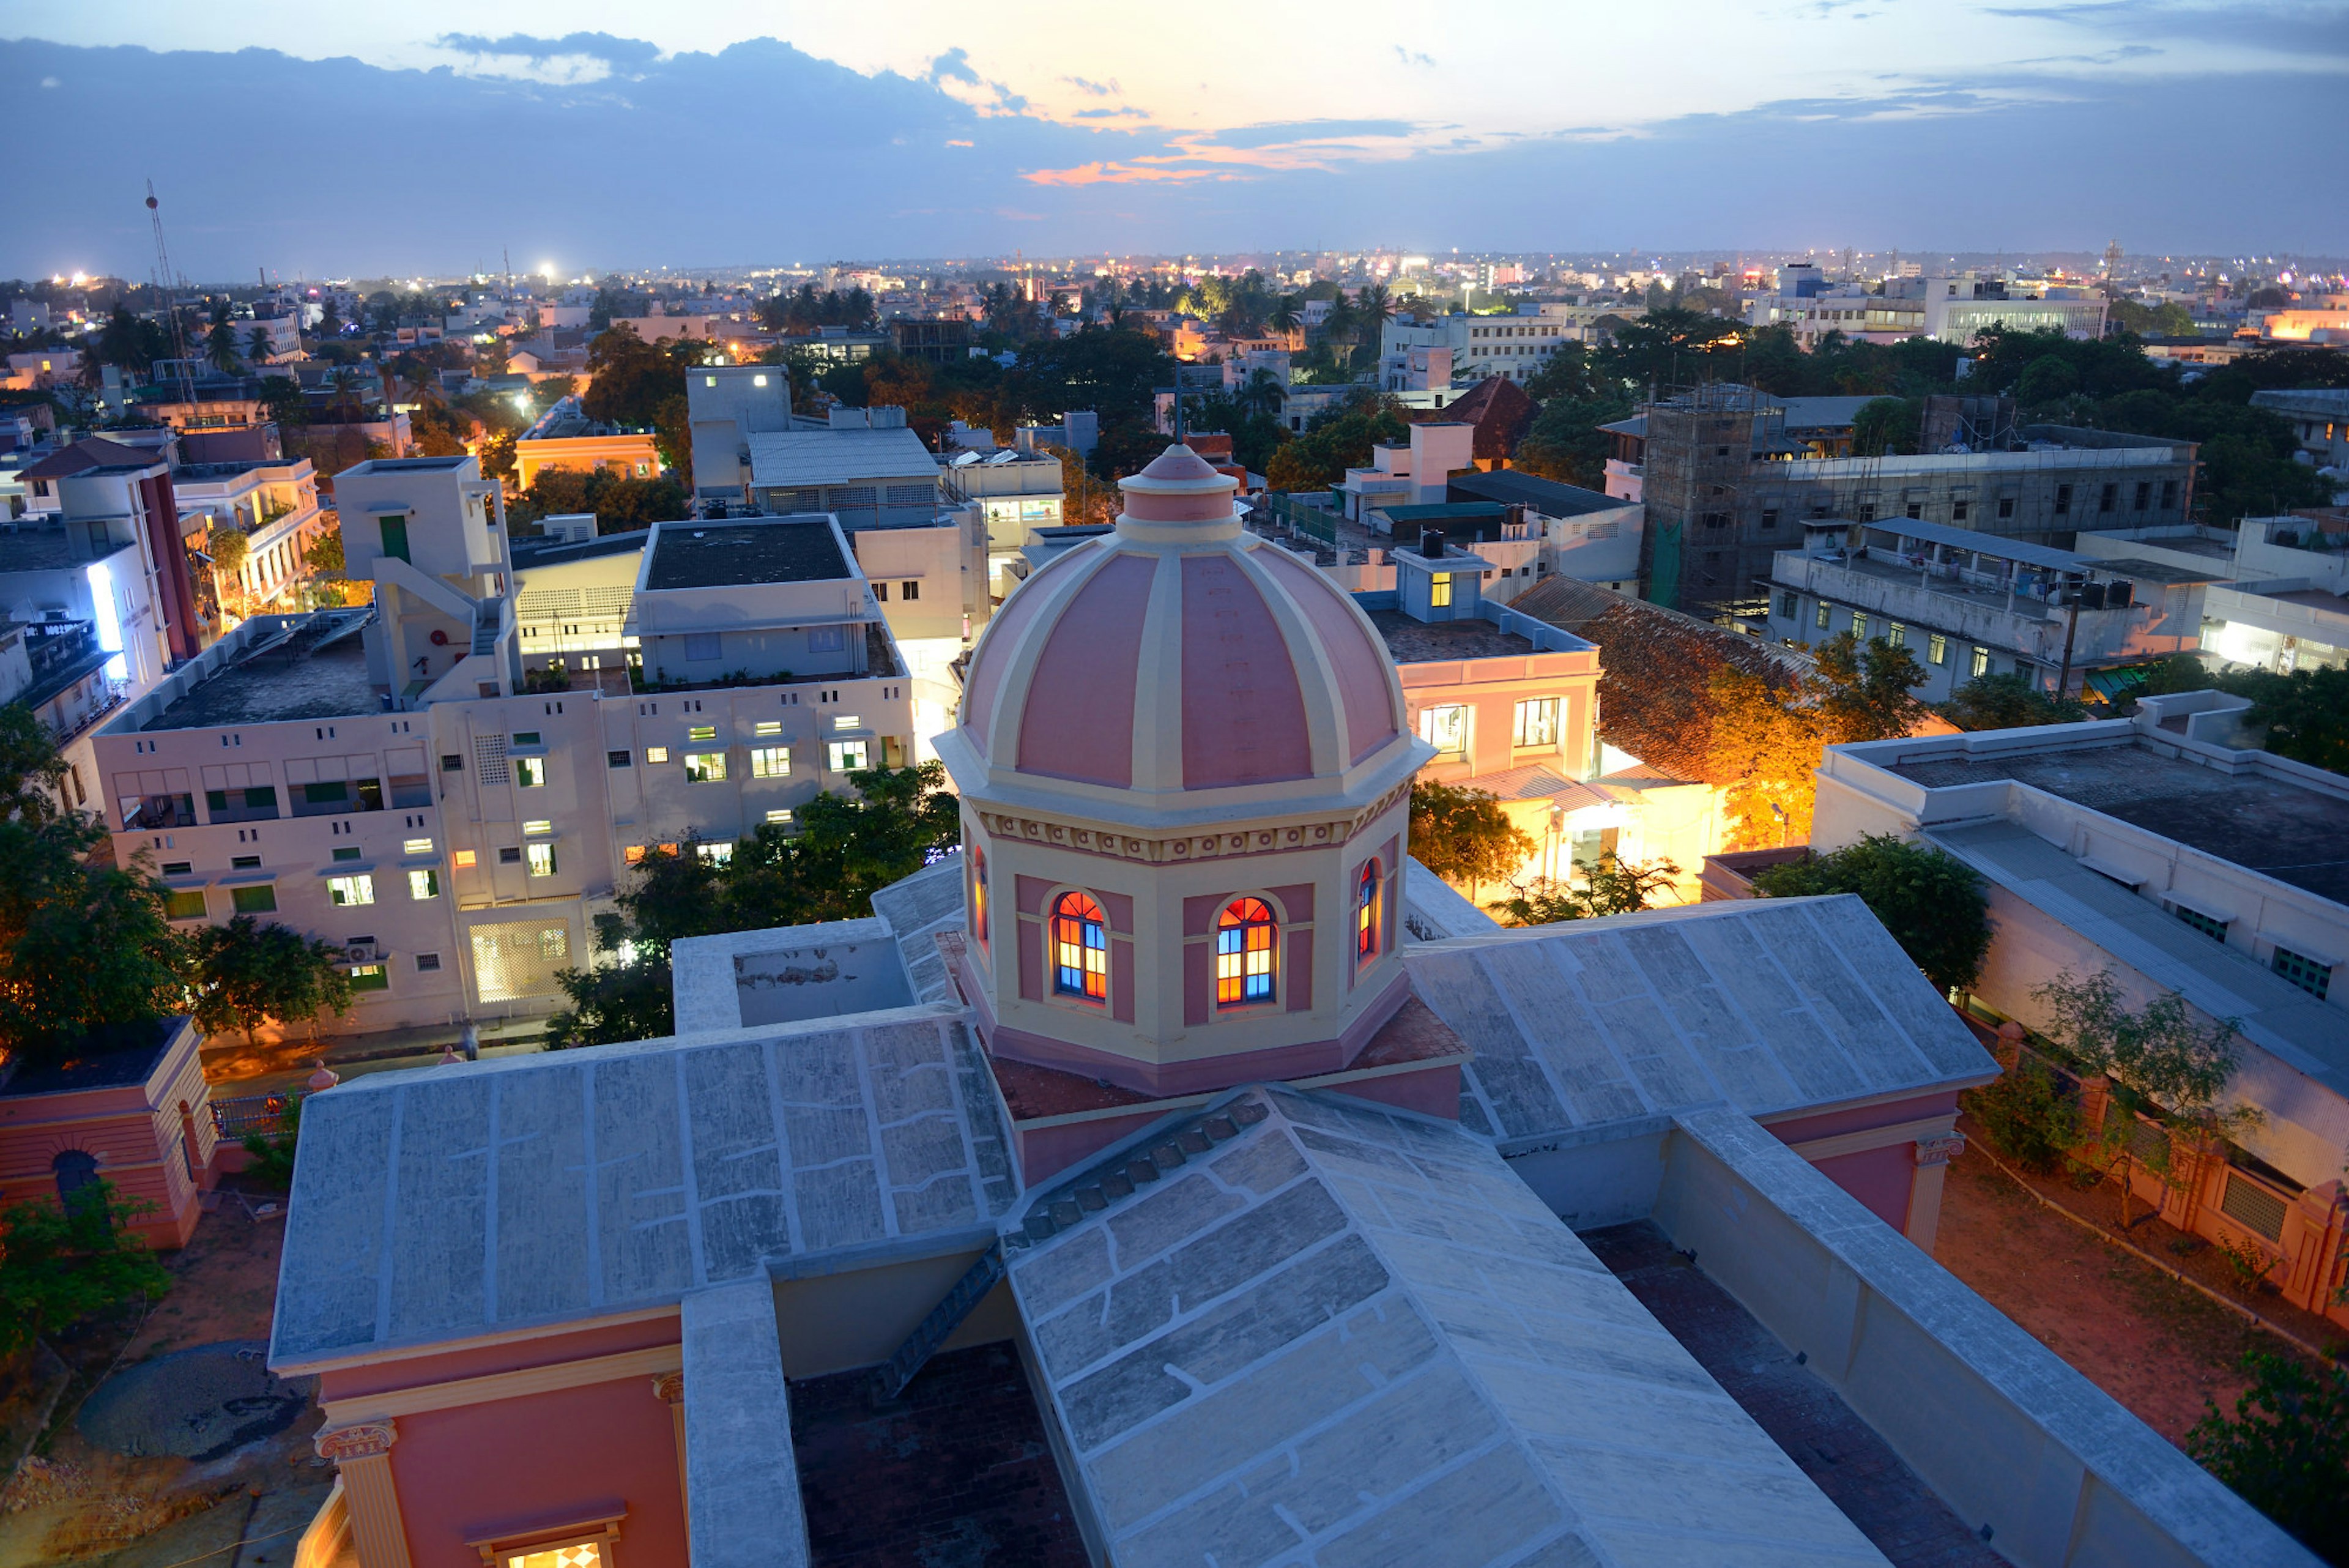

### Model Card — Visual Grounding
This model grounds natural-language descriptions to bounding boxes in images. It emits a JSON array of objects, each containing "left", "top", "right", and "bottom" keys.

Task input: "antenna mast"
[{"left": 145, "top": 180, "right": 195, "bottom": 406}]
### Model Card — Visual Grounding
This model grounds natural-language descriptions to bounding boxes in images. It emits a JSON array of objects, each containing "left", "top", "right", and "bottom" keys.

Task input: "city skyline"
[{"left": 5, "top": 1, "right": 2348, "bottom": 277}]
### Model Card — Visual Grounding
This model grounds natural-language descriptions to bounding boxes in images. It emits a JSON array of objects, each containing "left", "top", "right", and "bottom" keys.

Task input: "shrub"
[{"left": 1962, "top": 1057, "right": 2081, "bottom": 1172}]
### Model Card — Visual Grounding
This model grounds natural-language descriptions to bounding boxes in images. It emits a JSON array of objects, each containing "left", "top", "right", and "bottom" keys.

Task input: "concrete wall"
[{"left": 1653, "top": 1109, "right": 2320, "bottom": 1568}]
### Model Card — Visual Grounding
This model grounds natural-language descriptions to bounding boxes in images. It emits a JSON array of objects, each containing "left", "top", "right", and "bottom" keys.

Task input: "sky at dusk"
[{"left": 4, "top": 1, "right": 2345, "bottom": 280}]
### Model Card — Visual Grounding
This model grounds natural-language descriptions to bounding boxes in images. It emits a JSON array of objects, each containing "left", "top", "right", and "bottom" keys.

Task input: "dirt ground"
[
  {"left": 1934, "top": 1135, "right": 2325, "bottom": 1443},
  {"left": 0, "top": 1184, "right": 332, "bottom": 1568}
]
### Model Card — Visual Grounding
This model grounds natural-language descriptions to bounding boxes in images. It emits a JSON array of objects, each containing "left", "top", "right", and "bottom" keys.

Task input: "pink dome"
[{"left": 949, "top": 445, "right": 1408, "bottom": 800}]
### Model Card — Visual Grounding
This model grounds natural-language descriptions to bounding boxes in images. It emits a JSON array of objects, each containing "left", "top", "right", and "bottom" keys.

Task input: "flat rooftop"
[
  {"left": 0, "top": 529, "right": 94, "bottom": 573},
  {"left": 1367, "top": 608, "right": 1536, "bottom": 663},
  {"left": 144, "top": 617, "right": 380, "bottom": 730},
  {"left": 1893, "top": 741, "right": 2349, "bottom": 908},
  {"left": 642, "top": 519, "right": 852, "bottom": 591}
]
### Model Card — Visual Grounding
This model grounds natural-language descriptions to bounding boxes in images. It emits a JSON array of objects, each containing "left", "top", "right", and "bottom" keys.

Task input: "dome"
[{"left": 946, "top": 444, "right": 1413, "bottom": 808}]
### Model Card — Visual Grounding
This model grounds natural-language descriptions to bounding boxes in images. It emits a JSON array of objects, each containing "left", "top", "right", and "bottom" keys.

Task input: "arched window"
[
  {"left": 970, "top": 845, "right": 989, "bottom": 950},
  {"left": 1052, "top": 891, "right": 1108, "bottom": 1001},
  {"left": 1356, "top": 861, "right": 1381, "bottom": 963},
  {"left": 1215, "top": 897, "right": 1278, "bottom": 1005},
  {"left": 52, "top": 1149, "right": 99, "bottom": 1213}
]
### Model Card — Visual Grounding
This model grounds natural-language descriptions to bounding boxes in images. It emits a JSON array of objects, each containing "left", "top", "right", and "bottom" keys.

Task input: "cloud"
[
  {"left": 1203, "top": 119, "right": 1419, "bottom": 150},
  {"left": 925, "top": 46, "right": 981, "bottom": 86},
  {"left": 437, "top": 31, "right": 662, "bottom": 70},
  {"left": 1074, "top": 106, "right": 1149, "bottom": 119},
  {"left": 1395, "top": 46, "right": 1434, "bottom": 67},
  {"left": 1063, "top": 75, "right": 1119, "bottom": 96},
  {"left": 1983, "top": 1, "right": 2349, "bottom": 59}
]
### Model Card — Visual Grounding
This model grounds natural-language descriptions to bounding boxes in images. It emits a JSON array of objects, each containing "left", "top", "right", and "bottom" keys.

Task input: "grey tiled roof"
[
  {"left": 270, "top": 1017, "right": 1017, "bottom": 1368},
  {"left": 867, "top": 853, "right": 967, "bottom": 1006},
  {"left": 1004, "top": 1086, "right": 1888, "bottom": 1567},
  {"left": 1409, "top": 895, "right": 1996, "bottom": 1143}
]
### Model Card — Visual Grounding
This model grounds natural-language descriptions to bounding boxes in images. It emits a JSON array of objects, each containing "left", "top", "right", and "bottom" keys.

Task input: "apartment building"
[
  {"left": 1743, "top": 270, "right": 2107, "bottom": 346},
  {"left": 1380, "top": 310, "right": 1579, "bottom": 388},
  {"left": 1635, "top": 382, "right": 2199, "bottom": 619},
  {"left": 684, "top": 365, "right": 792, "bottom": 502},
  {"left": 172, "top": 449, "right": 327, "bottom": 615},
  {"left": 1335, "top": 422, "right": 1475, "bottom": 521},
  {"left": 89, "top": 459, "right": 920, "bottom": 1035},
  {"left": 947, "top": 445, "right": 1066, "bottom": 594},
  {"left": 1765, "top": 519, "right": 2202, "bottom": 702}
]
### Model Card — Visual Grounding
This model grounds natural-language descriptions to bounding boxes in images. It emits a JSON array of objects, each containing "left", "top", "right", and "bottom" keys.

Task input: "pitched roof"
[
  {"left": 1004, "top": 1085, "right": 1888, "bottom": 1567},
  {"left": 1408, "top": 895, "right": 1997, "bottom": 1145},
  {"left": 1425, "top": 375, "right": 1537, "bottom": 462},
  {"left": 269, "top": 1016, "right": 1018, "bottom": 1369},
  {"left": 17, "top": 437, "right": 155, "bottom": 480}
]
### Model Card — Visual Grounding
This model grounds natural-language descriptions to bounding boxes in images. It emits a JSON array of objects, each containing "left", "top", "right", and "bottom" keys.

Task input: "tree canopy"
[
  {"left": 185, "top": 915, "right": 353, "bottom": 1045},
  {"left": 1751, "top": 834, "right": 1989, "bottom": 993},
  {"left": 1408, "top": 781, "right": 1536, "bottom": 893},
  {"left": 1710, "top": 632, "right": 1927, "bottom": 847},
  {"left": 547, "top": 763, "right": 960, "bottom": 1047}
]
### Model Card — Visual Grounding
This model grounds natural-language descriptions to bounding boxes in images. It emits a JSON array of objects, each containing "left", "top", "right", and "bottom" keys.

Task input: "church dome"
[{"left": 947, "top": 444, "right": 1414, "bottom": 812}]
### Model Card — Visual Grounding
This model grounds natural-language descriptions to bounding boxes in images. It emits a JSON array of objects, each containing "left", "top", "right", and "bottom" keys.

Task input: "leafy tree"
[
  {"left": 0, "top": 1182, "right": 171, "bottom": 1356},
  {"left": 1494, "top": 852, "right": 1681, "bottom": 926},
  {"left": 510, "top": 467, "right": 691, "bottom": 533},
  {"left": 258, "top": 374, "right": 308, "bottom": 428},
  {"left": 186, "top": 915, "right": 354, "bottom": 1046},
  {"left": 0, "top": 706, "right": 188, "bottom": 1065},
  {"left": 1409, "top": 781, "right": 1536, "bottom": 896},
  {"left": 1595, "top": 307, "right": 1742, "bottom": 392},
  {"left": 240, "top": 1096, "right": 302, "bottom": 1188},
  {"left": 1264, "top": 393, "right": 1409, "bottom": 492},
  {"left": 1938, "top": 671, "right": 2094, "bottom": 730},
  {"left": 547, "top": 764, "right": 960, "bottom": 1046},
  {"left": 1751, "top": 834, "right": 1989, "bottom": 992},
  {"left": 1852, "top": 396, "right": 1923, "bottom": 456},
  {"left": 301, "top": 525, "right": 346, "bottom": 580},
  {"left": 2232, "top": 666, "right": 2349, "bottom": 775},
  {"left": 2035, "top": 968, "right": 2255, "bottom": 1227},
  {"left": 2187, "top": 1351, "right": 2349, "bottom": 1561},
  {"left": 1710, "top": 633, "right": 1925, "bottom": 847},
  {"left": 581, "top": 326, "right": 699, "bottom": 472},
  {"left": 1514, "top": 393, "right": 1633, "bottom": 491},
  {"left": 1964, "top": 1057, "right": 2083, "bottom": 1172},
  {"left": 2013, "top": 353, "right": 2080, "bottom": 409}
]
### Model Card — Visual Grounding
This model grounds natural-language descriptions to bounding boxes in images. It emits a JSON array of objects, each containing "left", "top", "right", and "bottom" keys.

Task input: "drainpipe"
[{"left": 2057, "top": 587, "right": 2082, "bottom": 698}]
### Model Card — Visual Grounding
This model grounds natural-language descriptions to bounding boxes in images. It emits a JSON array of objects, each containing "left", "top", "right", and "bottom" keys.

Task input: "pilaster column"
[
  {"left": 316, "top": 1419, "right": 411, "bottom": 1568},
  {"left": 1906, "top": 1132, "right": 1966, "bottom": 1253},
  {"left": 651, "top": 1370, "right": 688, "bottom": 1541}
]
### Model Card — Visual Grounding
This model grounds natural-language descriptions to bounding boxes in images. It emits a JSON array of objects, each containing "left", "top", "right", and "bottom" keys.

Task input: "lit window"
[
  {"left": 696, "top": 841, "right": 735, "bottom": 865},
  {"left": 1417, "top": 704, "right": 1467, "bottom": 754},
  {"left": 516, "top": 756, "right": 546, "bottom": 787},
  {"left": 972, "top": 845, "right": 989, "bottom": 949},
  {"left": 1513, "top": 698, "right": 1559, "bottom": 748},
  {"left": 328, "top": 874, "right": 375, "bottom": 907},
  {"left": 1430, "top": 572, "right": 1452, "bottom": 608},
  {"left": 1052, "top": 891, "right": 1108, "bottom": 1001},
  {"left": 1851, "top": 611, "right": 1868, "bottom": 640},
  {"left": 828, "top": 740, "right": 869, "bottom": 771},
  {"left": 523, "top": 819, "right": 553, "bottom": 835},
  {"left": 347, "top": 962, "right": 389, "bottom": 992},
  {"left": 688, "top": 724, "right": 717, "bottom": 741},
  {"left": 452, "top": 849, "right": 478, "bottom": 869},
  {"left": 752, "top": 374, "right": 767, "bottom": 387},
  {"left": 1215, "top": 897, "right": 1277, "bottom": 1005},
  {"left": 402, "top": 837, "right": 434, "bottom": 855},
  {"left": 1928, "top": 634, "right": 1948, "bottom": 666},
  {"left": 754, "top": 719, "right": 782, "bottom": 736},
  {"left": 1887, "top": 622, "right": 1906, "bottom": 648},
  {"left": 763, "top": 809, "right": 793, "bottom": 825},
  {"left": 408, "top": 868, "right": 440, "bottom": 900},
  {"left": 833, "top": 715, "right": 861, "bottom": 732},
  {"left": 625, "top": 845, "right": 646, "bottom": 864},
  {"left": 1356, "top": 861, "right": 1381, "bottom": 963},
  {"left": 526, "top": 842, "right": 558, "bottom": 877},
  {"left": 685, "top": 751, "right": 727, "bottom": 782},
  {"left": 1970, "top": 646, "right": 1991, "bottom": 678},
  {"left": 1814, "top": 601, "right": 1830, "bottom": 630},
  {"left": 645, "top": 746, "right": 670, "bottom": 764},
  {"left": 751, "top": 746, "right": 791, "bottom": 778}
]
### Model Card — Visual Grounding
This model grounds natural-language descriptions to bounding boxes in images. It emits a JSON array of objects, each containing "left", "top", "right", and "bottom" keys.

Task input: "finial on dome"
[{"left": 1117, "top": 443, "right": 1241, "bottom": 535}]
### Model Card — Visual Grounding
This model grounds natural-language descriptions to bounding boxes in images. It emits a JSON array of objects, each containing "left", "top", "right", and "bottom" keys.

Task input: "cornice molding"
[{"left": 971, "top": 778, "right": 1411, "bottom": 866}]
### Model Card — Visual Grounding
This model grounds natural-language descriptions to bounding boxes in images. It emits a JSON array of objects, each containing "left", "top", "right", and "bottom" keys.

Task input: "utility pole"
[
  {"left": 146, "top": 180, "right": 195, "bottom": 406},
  {"left": 2056, "top": 584, "right": 2083, "bottom": 700}
]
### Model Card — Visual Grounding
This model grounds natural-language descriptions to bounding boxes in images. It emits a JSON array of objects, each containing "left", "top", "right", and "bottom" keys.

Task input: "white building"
[
  {"left": 89, "top": 457, "right": 925, "bottom": 1035},
  {"left": 1336, "top": 423, "right": 1475, "bottom": 521},
  {"left": 685, "top": 365, "right": 792, "bottom": 502}
]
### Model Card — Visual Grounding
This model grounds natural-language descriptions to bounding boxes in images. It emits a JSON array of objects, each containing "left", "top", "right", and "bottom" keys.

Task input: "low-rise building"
[
  {"left": 513, "top": 397, "right": 663, "bottom": 491},
  {"left": 1336, "top": 422, "right": 1474, "bottom": 521},
  {"left": 1765, "top": 518, "right": 2197, "bottom": 702},
  {"left": 1814, "top": 699, "right": 2349, "bottom": 1331},
  {"left": 946, "top": 445, "right": 1065, "bottom": 594},
  {"left": 2251, "top": 388, "right": 2349, "bottom": 477},
  {"left": 1447, "top": 469, "right": 1644, "bottom": 594},
  {"left": 91, "top": 466, "right": 924, "bottom": 1036}
]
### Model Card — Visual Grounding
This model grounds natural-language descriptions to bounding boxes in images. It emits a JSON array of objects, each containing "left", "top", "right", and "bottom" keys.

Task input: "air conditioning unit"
[{"left": 344, "top": 942, "right": 381, "bottom": 963}]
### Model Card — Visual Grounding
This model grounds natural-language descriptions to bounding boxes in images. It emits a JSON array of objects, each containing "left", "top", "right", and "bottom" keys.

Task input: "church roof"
[
  {"left": 1004, "top": 1085, "right": 1887, "bottom": 1566},
  {"left": 269, "top": 1014, "right": 1017, "bottom": 1370},
  {"left": 1409, "top": 895, "right": 1997, "bottom": 1145}
]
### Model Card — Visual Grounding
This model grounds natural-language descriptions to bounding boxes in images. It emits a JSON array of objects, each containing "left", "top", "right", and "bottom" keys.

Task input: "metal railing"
[{"left": 210, "top": 1090, "right": 305, "bottom": 1139}]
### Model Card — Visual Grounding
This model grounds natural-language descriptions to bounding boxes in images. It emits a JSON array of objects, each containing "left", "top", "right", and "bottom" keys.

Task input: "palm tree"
[
  {"left": 247, "top": 326, "right": 273, "bottom": 366},
  {"left": 1238, "top": 368, "right": 1286, "bottom": 420},
  {"left": 205, "top": 319, "right": 242, "bottom": 377},
  {"left": 1267, "top": 294, "right": 1301, "bottom": 336}
]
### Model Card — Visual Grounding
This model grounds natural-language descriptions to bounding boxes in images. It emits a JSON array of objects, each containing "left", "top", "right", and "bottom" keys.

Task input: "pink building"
[{"left": 0, "top": 1019, "right": 217, "bottom": 1248}]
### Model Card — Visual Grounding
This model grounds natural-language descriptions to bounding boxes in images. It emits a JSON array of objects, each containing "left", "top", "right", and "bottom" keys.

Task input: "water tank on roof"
[
  {"left": 2077, "top": 581, "right": 2107, "bottom": 611},
  {"left": 2104, "top": 578, "right": 2133, "bottom": 609}
]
